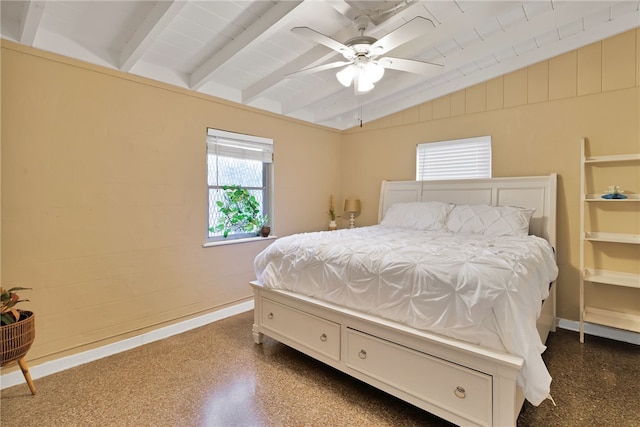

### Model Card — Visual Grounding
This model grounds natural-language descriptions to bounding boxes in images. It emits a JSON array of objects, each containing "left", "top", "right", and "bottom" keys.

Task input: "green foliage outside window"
[{"left": 210, "top": 185, "right": 267, "bottom": 238}]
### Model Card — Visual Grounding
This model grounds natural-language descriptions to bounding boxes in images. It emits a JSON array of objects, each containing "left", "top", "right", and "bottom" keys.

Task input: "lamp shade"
[
  {"left": 365, "top": 61, "right": 384, "bottom": 83},
  {"left": 336, "top": 65, "right": 355, "bottom": 87},
  {"left": 343, "top": 199, "right": 361, "bottom": 214},
  {"left": 355, "top": 73, "right": 374, "bottom": 93}
]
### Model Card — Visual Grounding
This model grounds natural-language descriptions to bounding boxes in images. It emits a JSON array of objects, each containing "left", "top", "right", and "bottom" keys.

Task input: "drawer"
[
  {"left": 346, "top": 328, "right": 492, "bottom": 426},
  {"left": 261, "top": 298, "right": 340, "bottom": 361}
]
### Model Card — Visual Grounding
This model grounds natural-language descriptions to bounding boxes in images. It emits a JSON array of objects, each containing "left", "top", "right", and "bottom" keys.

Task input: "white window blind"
[
  {"left": 206, "top": 128, "right": 273, "bottom": 163},
  {"left": 416, "top": 136, "right": 491, "bottom": 181}
]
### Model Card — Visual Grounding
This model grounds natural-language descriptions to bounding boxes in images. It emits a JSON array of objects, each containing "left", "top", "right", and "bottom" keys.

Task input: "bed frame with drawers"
[{"left": 251, "top": 175, "right": 557, "bottom": 426}]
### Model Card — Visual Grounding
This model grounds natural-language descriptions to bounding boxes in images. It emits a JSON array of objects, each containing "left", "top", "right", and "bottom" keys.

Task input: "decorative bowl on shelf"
[{"left": 602, "top": 185, "right": 627, "bottom": 199}]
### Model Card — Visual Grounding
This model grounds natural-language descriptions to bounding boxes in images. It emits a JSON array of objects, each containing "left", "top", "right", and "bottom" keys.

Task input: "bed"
[{"left": 250, "top": 175, "right": 558, "bottom": 427}]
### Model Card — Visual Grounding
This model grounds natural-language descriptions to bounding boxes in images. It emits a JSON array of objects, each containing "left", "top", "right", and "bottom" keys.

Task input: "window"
[
  {"left": 206, "top": 128, "right": 273, "bottom": 241},
  {"left": 416, "top": 136, "right": 491, "bottom": 181}
]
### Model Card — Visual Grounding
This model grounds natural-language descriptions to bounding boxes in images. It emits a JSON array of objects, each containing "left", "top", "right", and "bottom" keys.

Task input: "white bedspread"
[{"left": 254, "top": 226, "right": 558, "bottom": 405}]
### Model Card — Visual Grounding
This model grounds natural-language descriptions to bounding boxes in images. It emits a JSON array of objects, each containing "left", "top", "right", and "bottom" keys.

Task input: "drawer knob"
[
  {"left": 267, "top": 312, "right": 274, "bottom": 319},
  {"left": 320, "top": 333, "right": 327, "bottom": 342},
  {"left": 358, "top": 349, "right": 367, "bottom": 359},
  {"left": 454, "top": 386, "right": 466, "bottom": 399}
]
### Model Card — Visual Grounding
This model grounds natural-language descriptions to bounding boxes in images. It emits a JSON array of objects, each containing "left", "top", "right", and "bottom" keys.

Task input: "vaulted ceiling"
[{"left": 2, "top": 1, "right": 638, "bottom": 130}]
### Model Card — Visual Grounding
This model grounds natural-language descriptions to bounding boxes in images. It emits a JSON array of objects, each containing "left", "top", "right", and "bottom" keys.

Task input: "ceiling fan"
[{"left": 289, "top": 16, "right": 444, "bottom": 94}]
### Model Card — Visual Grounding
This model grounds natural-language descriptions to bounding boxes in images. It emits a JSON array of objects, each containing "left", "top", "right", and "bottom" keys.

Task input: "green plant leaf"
[
  {"left": 0, "top": 287, "right": 31, "bottom": 325},
  {"left": 1, "top": 312, "right": 15, "bottom": 325},
  {"left": 213, "top": 185, "right": 264, "bottom": 238}
]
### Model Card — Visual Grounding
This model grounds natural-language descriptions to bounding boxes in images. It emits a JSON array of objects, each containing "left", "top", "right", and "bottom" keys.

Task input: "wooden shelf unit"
[
  {"left": 584, "top": 153, "right": 640, "bottom": 163},
  {"left": 579, "top": 138, "right": 640, "bottom": 343},
  {"left": 584, "top": 232, "right": 640, "bottom": 244},
  {"left": 583, "top": 269, "right": 640, "bottom": 288},
  {"left": 583, "top": 307, "right": 640, "bottom": 334}
]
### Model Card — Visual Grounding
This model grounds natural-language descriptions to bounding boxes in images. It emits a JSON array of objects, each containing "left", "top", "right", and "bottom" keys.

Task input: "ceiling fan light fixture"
[
  {"left": 355, "top": 70, "right": 374, "bottom": 93},
  {"left": 337, "top": 60, "right": 382, "bottom": 93},
  {"left": 365, "top": 61, "right": 384, "bottom": 83},
  {"left": 291, "top": 16, "right": 445, "bottom": 99},
  {"left": 336, "top": 65, "right": 356, "bottom": 87},
  {"left": 356, "top": 78, "right": 374, "bottom": 93}
]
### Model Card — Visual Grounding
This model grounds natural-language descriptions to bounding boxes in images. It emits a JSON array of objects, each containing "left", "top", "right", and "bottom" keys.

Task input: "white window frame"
[
  {"left": 416, "top": 136, "right": 491, "bottom": 181},
  {"left": 205, "top": 128, "right": 274, "bottom": 244}
]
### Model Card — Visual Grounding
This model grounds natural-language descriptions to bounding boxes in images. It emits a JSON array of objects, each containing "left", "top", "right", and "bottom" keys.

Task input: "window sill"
[{"left": 202, "top": 235, "right": 277, "bottom": 248}]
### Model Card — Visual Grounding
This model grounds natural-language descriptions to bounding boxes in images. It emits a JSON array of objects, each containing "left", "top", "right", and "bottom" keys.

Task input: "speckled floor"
[{"left": 1, "top": 311, "right": 638, "bottom": 427}]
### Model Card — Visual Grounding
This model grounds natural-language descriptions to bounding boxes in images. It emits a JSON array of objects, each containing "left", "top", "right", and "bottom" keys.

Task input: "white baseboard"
[
  {"left": 1, "top": 300, "right": 254, "bottom": 390},
  {"left": 556, "top": 318, "right": 640, "bottom": 345},
  {"left": 3, "top": 309, "right": 636, "bottom": 391}
]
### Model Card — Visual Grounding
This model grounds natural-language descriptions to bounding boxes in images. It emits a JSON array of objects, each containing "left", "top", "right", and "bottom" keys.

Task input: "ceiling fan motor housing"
[{"left": 344, "top": 35, "right": 378, "bottom": 56}]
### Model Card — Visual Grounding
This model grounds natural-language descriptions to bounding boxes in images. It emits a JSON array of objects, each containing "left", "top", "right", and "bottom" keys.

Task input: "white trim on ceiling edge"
[
  {"left": 0, "top": 300, "right": 254, "bottom": 390},
  {"left": 2, "top": 309, "right": 637, "bottom": 390}
]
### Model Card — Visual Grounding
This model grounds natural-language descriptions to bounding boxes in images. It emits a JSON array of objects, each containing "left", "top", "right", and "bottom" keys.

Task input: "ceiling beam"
[
  {"left": 19, "top": 1, "right": 45, "bottom": 46},
  {"left": 242, "top": 17, "right": 363, "bottom": 105},
  {"left": 387, "top": 1, "right": 516, "bottom": 61},
  {"left": 282, "top": 79, "right": 346, "bottom": 115},
  {"left": 190, "top": 0, "right": 304, "bottom": 91},
  {"left": 119, "top": 0, "right": 187, "bottom": 72},
  {"left": 242, "top": 45, "right": 335, "bottom": 104},
  {"left": 328, "top": 0, "right": 423, "bottom": 25}
]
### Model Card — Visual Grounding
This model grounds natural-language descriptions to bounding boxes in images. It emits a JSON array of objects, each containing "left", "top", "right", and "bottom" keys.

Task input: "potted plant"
[
  {"left": 256, "top": 214, "right": 270, "bottom": 237},
  {"left": 328, "top": 195, "right": 338, "bottom": 231},
  {"left": 1, "top": 286, "right": 36, "bottom": 394},
  {"left": 210, "top": 185, "right": 265, "bottom": 238}
]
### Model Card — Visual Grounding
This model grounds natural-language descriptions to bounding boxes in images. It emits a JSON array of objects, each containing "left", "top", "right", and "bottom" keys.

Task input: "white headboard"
[{"left": 378, "top": 174, "right": 557, "bottom": 247}]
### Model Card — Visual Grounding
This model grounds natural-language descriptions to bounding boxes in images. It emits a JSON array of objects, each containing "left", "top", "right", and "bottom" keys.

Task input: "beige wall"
[
  {"left": 342, "top": 29, "right": 640, "bottom": 322},
  {"left": 1, "top": 29, "right": 638, "bottom": 369},
  {"left": 1, "top": 41, "right": 342, "bottom": 365}
]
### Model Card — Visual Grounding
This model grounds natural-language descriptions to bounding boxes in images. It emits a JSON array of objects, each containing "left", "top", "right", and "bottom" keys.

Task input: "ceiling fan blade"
[
  {"left": 370, "top": 17, "right": 434, "bottom": 56},
  {"left": 286, "top": 61, "right": 353, "bottom": 78},
  {"left": 378, "top": 57, "right": 443, "bottom": 75},
  {"left": 291, "top": 27, "right": 352, "bottom": 56}
]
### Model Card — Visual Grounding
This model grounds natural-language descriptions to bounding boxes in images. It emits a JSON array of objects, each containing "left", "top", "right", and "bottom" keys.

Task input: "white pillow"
[
  {"left": 446, "top": 204, "right": 535, "bottom": 236},
  {"left": 380, "top": 202, "right": 453, "bottom": 231}
]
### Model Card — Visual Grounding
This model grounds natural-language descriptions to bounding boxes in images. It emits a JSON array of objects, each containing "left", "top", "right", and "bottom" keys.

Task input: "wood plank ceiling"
[{"left": 2, "top": 1, "right": 638, "bottom": 130}]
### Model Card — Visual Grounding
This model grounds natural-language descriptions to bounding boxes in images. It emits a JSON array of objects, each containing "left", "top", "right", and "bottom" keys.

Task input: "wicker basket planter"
[{"left": 1, "top": 310, "right": 36, "bottom": 394}]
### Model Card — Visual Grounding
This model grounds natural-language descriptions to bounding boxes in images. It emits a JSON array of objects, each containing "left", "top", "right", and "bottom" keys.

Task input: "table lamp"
[{"left": 343, "top": 199, "right": 361, "bottom": 229}]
